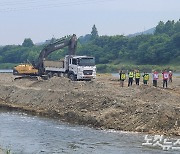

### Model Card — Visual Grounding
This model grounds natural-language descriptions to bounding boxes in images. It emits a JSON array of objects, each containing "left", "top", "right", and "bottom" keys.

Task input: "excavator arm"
[
  {"left": 13, "top": 34, "right": 77, "bottom": 77},
  {"left": 35, "top": 34, "right": 77, "bottom": 75}
]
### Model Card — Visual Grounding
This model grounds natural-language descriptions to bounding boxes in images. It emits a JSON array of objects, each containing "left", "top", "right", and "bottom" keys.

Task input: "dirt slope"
[{"left": 0, "top": 73, "right": 179, "bottom": 136}]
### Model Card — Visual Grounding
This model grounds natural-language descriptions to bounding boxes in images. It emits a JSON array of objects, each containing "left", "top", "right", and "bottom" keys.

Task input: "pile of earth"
[{"left": 0, "top": 73, "right": 179, "bottom": 136}]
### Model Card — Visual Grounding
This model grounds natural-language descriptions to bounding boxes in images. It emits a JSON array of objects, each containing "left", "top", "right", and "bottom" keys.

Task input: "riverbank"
[
  {"left": 0, "top": 147, "right": 6, "bottom": 154},
  {"left": 0, "top": 148, "right": 3, "bottom": 154},
  {"left": 0, "top": 73, "right": 179, "bottom": 136},
  {"left": 97, "top": 63, "right": 180, "bottom": 73}
]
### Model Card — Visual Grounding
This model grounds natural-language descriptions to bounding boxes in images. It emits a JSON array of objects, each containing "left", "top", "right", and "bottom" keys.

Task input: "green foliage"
[
  {"left": 97, "top": 64, "right": 180, "bottom": 73},
  {"left": 47, "top": 49, "right": 66, "bottom": 60},
  {"left": 22, "top": 38, "right": 34, "bottom": 47},
  {"left": 0, "top": 63, "right": 17, "bottom": 69},
  {"left": 6, "top": 149, "right": 11, "bottom": 154},
  {"left": 0, "top": 44, "right": 40, "bottom": 64},
  {"left": 78, "top": 34, "right": 91, "bottom": 44},
  {"left": 172, "top": 32, "right": 180, "bottom": 48},
  {"left": 91, "top": 24, "right": 98, "bottom": 40}
]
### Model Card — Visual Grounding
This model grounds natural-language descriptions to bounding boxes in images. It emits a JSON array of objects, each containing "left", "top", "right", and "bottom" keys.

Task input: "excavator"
[{"left": 13, "top": 34, "right": 77, "bottom": 79}]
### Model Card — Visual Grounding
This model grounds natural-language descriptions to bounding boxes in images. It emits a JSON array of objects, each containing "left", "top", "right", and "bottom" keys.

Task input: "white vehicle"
[{"left": 44, "top": 55, "right": 96, "bottom": 81}]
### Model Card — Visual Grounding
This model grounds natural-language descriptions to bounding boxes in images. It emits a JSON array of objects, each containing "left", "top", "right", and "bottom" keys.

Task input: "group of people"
[{"left": 119, "top": 69, "right": 173, "bottom": 88}]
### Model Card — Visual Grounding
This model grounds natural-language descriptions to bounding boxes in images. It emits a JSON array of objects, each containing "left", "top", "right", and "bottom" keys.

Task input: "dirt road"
[{"left": 0, "top": 73, "right": 179, "bottom": 136}]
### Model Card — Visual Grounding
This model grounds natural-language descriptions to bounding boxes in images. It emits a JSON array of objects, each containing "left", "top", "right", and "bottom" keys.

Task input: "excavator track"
[{"left": 14, "top": 75, "right": 40, "bottom": 80}]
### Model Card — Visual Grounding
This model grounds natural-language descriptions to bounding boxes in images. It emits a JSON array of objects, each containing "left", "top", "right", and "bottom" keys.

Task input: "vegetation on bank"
[
  {"left": 97, "top": 64, "right": 180, "bottom": 73},
  {"left": 0, "top": 147, "right": 11, "bottom": 154},
  {"left": 0, "top": 20, "right": 179, "bottom": 72},
  {"left": 0, "top": 63, "right": 17, "bottom": 69}
]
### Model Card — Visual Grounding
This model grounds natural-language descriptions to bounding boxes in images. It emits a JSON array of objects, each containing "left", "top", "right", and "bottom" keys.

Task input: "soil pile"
[{"left": 0, "top": 73, "right": 179, "bottom": 136}]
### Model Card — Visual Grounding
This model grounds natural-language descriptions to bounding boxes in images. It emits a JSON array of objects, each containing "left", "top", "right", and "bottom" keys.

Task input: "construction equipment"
[
  {"left": 43, "top": 55, "right": 96, "bottom": 81},
  {"left": 13, "top": 34, "right": 96, "bottom": 80},
  {"left": 13, "top": 64, "right": 38, "bottom": 76},
  {"left": 13, "top": 34, "right": 77, "bottom": 77}
]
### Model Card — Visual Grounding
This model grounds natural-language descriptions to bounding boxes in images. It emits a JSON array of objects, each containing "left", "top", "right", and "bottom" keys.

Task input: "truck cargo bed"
[{"left": 43, "top": 60, "right": 64, "bottom": 68}]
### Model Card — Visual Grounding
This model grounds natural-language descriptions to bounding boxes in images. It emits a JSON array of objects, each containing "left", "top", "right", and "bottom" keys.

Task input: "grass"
[
  {"left": 6, "top": 149, "right": 11, "bottom": 154},
  {"left": 0, "top": 147, "right": 11, "bottom": 154},
  {"left": 97, "top": 63, "right": 180, "bottom": 73},
  {"left": 0, "top": 63, "right": 17, "bottom": 69}
]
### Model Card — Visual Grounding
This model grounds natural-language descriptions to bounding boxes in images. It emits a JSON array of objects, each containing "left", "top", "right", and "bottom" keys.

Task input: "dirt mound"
[{"left": 0, "top": 73, "right": 179, "bottom": 136}]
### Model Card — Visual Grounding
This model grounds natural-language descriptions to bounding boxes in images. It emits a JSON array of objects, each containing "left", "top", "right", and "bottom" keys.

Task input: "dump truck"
[{"left": 43, "top": 55, "right": 96, "bottom": 80}]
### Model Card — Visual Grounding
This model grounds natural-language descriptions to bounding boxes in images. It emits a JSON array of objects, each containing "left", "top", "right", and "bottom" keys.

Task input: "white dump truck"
[{"left": 43, "top": 55, "right": 96, "bottom": 81}]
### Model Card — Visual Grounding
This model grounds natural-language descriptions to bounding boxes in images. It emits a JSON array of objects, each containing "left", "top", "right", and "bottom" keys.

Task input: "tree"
[
  {"left": 174, "top": 20, "right": 180, "bottom": 34},
  {"left": 172, "top": 32, "right": 180, "bottom": 48},
  {"left": 164, "top": 20, "right": 175, "bottom": 36},
  {"left": 91, "top": 24, "right": 98, "bottom": 40},
  {"left": 79, "top": 34, "right": 91, "bottom": 44},
  {"left": 22, "top": 38, "right": 34, "bottom": 47},
  {"left": 155, "top": 21, "right": 165, "bottom": 34}
]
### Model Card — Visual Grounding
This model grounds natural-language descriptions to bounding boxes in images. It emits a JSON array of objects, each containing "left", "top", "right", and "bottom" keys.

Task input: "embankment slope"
[{"left": 0, "top": 73, "right": 179, "bottom": 135}]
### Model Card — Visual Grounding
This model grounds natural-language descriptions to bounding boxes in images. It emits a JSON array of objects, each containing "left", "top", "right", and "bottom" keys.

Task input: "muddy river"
[{"left": 0, "top": 110, "right": 179, "bottom": 154}]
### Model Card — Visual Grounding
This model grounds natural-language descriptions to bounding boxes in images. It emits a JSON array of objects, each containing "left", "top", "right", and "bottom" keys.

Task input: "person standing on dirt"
[
  {"left": 162, "top": 70, "right": 169, "bottom": 88},
  {"left": 135, "top": 69, "right": 141, "bottom": 85},
  {"left": 128, "top": 70, "right": 134, "bottom": 86},
  {"left": 169, "top": 71, "right": 173, "bottom": 82},
  {"left": 119, "top": 70, "right": 126, "bottom": 87},
  {"left": 152, "top": 70, "right": 158, "bottom": 87},
  {"left": 143, "top": 72, "right": 149, "bottom": 84}
]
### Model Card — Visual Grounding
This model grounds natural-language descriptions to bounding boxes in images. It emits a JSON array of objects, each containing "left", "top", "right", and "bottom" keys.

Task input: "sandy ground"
[
  {"left": 0, "top": 73, "right": 179, "bottom": 136},
  {"left": 0, "top": 148, "right": 5, "bottom": 154}
]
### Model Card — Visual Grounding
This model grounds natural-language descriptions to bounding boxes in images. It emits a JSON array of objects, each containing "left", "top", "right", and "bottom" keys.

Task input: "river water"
[{"left": 0, "top": 110, "right": 179, "bottom": 154}]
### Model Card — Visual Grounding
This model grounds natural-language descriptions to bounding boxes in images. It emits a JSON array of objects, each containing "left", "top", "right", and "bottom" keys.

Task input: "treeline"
[
  {"left": 78, "top": 20, "right": 180, "bottom": 65},
  {"left": 0, "top": 38, "right": 67, "bottom": 67},
  {"left": 0, "top": 20, "right": 180, "bottom": 71},
  {"left": 0, "top": 39, "right": 41, "bottom": 64}
]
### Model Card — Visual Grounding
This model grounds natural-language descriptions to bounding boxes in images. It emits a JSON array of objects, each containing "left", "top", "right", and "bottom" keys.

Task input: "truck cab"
[{"left": 66, "top": 55, "right": 96, "bottom": 81}]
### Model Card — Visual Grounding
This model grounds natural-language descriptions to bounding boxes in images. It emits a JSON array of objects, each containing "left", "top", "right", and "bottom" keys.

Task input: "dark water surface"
[{"left": 0, "top": 111, "right": 179, "bottom": 154}]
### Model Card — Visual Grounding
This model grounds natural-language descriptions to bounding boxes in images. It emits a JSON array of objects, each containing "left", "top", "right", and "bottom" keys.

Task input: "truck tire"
[
  {"left": 69, "top": 73, "right": 76, "bottom": 81},
  {"left": 53, "top": 73, "right": 58, "bottom": 77},
  {"left": 47, "top": 72, "right": 53, "bottom": 78},
  {"left": 41, "top": 75, "right": 48, "bottom": 80}
]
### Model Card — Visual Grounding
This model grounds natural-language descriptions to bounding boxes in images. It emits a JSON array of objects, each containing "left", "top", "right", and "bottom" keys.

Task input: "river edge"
[
  {"left": 0, "top": 73, "right": 180, "bottom": 136},
  {"left": 0, "top": 101, "right": 179, "bottom": 137}
]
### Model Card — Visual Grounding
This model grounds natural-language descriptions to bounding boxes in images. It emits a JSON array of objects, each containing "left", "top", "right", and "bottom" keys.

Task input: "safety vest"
[
  {"left": 128, "top": 72, "right": 134, "bottom": 78},
  {"left": 120, "top": 73, "right": 126, "bottom": 80},
  {"left": 143, "top": 74, "right": 149, "bottom": 81},
  {"left": 135, "top": 72, "right": 140, "bottom": 79}
]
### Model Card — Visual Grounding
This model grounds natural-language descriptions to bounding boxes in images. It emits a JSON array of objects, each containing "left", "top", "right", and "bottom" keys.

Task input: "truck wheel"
[
  {"left": 53, "top": 73, "right": 58, "bottom": 77},
  {"left": 58, "top": 73, "right": 61, "bottom": 77},
  {"left": 41, "top": 75, "right": 48, "bottom": 80},
  {"left": 47, "top": 72, "right": 53, "bottom": 78},
  {"left": 69, "top": 74, "right": 76, "bottom": 81}
]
